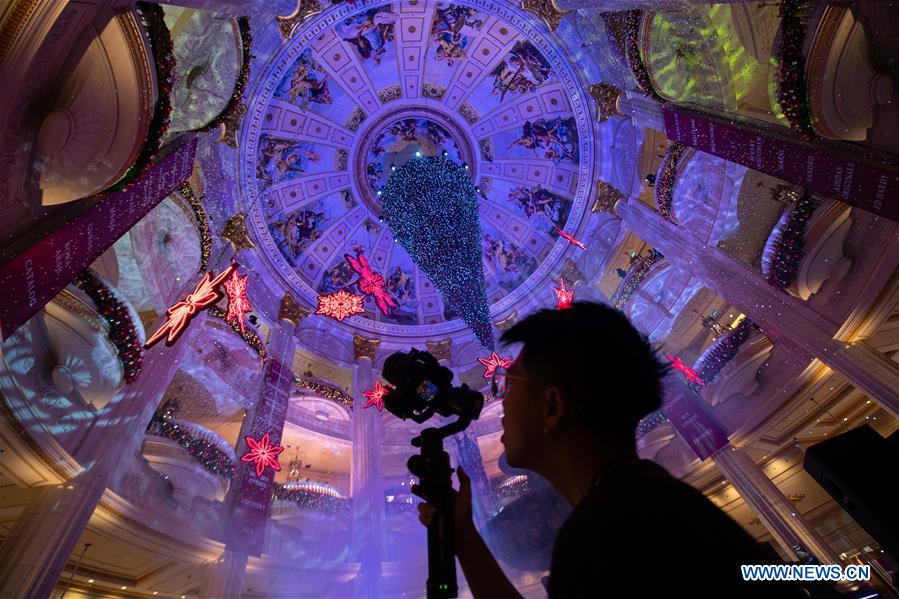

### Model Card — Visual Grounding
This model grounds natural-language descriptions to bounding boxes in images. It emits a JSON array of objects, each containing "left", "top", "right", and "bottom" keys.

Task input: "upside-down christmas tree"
[{"left": 379, "top": 156, "right": 494, "bottom": 348}]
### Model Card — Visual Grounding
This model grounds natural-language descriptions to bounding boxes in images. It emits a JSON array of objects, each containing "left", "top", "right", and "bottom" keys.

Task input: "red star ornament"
[
  {"left": 223, "top": 269, "right": 253, "bottom": 333},
  {"left": 363, "top": 380, "right": 388, "bottom": 411},
  {"left": 554, "top": 278, "right": 575, "bottom": 309},
  {"left": 478, "top": 351, "right": 514, "bottom": 379},
  {"left": 554, "top": 226, "right": 587, "bottom": 251},
  {"left": 241, "top": 432, "right": 284, "bottom": 477}
]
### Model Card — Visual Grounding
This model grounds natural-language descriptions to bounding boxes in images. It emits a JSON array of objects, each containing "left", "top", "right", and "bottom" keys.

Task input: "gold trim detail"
[
  {"left": 353, "top": 334, "right": 380, "bottom": 362},
  {"left": 520, "top": 0, "right": 570, "bottom": 32},
  {"left": 588, "top": 83, "right": 622, "bottom": 123},
  {"left": 279, "top": 293, "right": 310, "bottom": 325},
  {"left": 425, "top": 339, "right": 453, "bottom": 363},
  {"left": 221, "top": 213, "right": 255, "bottom": 252},
  {"left": 276, "top": 0, "right": 325, "bottom": 40}
]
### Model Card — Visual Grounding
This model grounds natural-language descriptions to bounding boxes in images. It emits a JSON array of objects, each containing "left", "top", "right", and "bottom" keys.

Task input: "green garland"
[
  {"left": 177, "top": 182, "right": 212, "bottom": 271},
  {"left": 147, "top": 411, "right": 235, "bottom": 479},
  {"left": 764, "top": 190, "right": 819, "bottom": 290},
  {"left": 73, "top": 270, "right": 143, "bottom": 383},
  {"left": 272, "top": 481, "right": 350, "bottom": 513},
  {"left": 294, "top": 373, "right": 354, "bottom": 407},
  {"left": 601, "top": 10, "right": 666, "bottom": 104},
  {"left": 197, "top": 17, "right": 252, "bottom": 133},
  {"left": 207, "top": 305, "right": 267, "bottom": 361},
  {"left": 636, "top": 409, "right": 669, "bottom": 439},
  {"left": 107, "top": 2, "right": 176, "bottom": 193},
  {"left": 655, "top": 142, "right": 687, "bottom": 220},
  {"left": 775, "top": 0, "right": 816, "bottom": 140},
  {"left": 693, "top": 318, "right": 760, "bottom": 385},
  {"left": 613, "top": 249, "right": 665, "bottom": 309}
]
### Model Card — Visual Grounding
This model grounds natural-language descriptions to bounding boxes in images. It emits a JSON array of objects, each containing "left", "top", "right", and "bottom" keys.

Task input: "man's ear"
[{"left": 542, "top": 386, "right": 565, "bottom": 434}]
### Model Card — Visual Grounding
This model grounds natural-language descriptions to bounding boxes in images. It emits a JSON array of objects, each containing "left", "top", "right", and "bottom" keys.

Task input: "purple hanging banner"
[
  {"left": 661, "top": 376, "right": 729, "bottom": 461},
  {"left": 663, "top": 105, "right": 899, "bottom": 221},
  {"left": 0, "top": 137, "right": 198, "bottom": 340},
  {"left": 226, "top": 357, "right": 292, "bottom": 556}
]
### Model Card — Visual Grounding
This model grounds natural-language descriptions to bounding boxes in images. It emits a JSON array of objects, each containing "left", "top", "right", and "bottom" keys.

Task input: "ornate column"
[
  {"left": 617, "top": 198, "right": 899, "bottom": 418},
  {"left": 200, "top": 550, "right": 249, "bottom": 599},
  {"left": 619, "top": 90, "right": 666, "bottom": 131},
  {"left": 588, "top": 83, "right": 624, "bottom": 123},
  {"left": 0, "top": 309, "right": 204, "bottom": 598},
  {"left": 663, "top": 378, "right": 838, "bottom": 564},
  {"left": 202, "top": 294, "right": 306, "bottom": 598},
  {"left": 713, "top": 446, "right": 841, "bottom": 564},
  {"left": 350, "top": 334, "right": 384, "bottom": 599},
  {"left": 588, "top": 80, "right": 666, "bottom": 131},
  {"left": 425, "top": 339, "right": 453, "bottom": 366}
]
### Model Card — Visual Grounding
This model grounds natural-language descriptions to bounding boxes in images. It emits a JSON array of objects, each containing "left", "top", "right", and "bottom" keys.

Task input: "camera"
[{"left": 381, "top": 348, "right": 484, "bottom": 424}]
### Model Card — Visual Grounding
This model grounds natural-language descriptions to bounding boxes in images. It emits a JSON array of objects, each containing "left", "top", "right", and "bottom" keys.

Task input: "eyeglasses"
[{"left": 490, "top": 366, "right": 534, "bottom": 400}]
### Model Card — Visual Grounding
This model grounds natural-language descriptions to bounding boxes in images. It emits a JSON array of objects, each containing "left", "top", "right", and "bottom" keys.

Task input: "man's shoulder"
[
  {"left": 548, "top": 460, "right": 807, "bottom": 598},
  {"left": 572, "top": 459, "right": 712, "bottom": 517},
  {"left": 556, "top": 459, "right": 764, "bottom": 557}
]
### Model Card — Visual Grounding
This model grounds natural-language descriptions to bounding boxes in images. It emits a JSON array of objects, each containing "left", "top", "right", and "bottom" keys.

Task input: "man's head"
[{"left": 497, "top": 301, "right": 666, "bottom": 469}]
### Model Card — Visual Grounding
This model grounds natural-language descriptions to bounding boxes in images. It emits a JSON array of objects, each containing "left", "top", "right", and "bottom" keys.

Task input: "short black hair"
[{"left": 500, "top": 301, "right": 667, "bottom": 436}]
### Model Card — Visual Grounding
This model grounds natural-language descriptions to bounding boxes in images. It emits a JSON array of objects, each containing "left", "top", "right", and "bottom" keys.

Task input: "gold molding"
[
  {"left": 0, "top": 0, "right": 44, "bottom": 66},
  {"left": 559, "top": 258, "right": 584, "bottom": 287},
  {"left": 55, "top": 288, "right": 109, "bottom": 333},
  {"left": 588, "top": 83, "right": 623, "bottom": 123},
  {"left": 278, "top": 293, "right": 309, "bottom": 325},
  {"left": 425, "top": 339, "right": 453, "bottom": 363},
  {"left": 276, "top": 0, "right": 324, "bottom": 40},
  {"left": 494, "top": 312, "right": 518, "bottom": 332},
  {"left": 220, "top": 213, "right": 255, "bottom": 252},
  {"left": 591, "top": 179, "right": 625, "bottom": 213},
  {"left": 353, "top": 334, "right": 380, "bottom": 362},
  {"left": 520, "top": 0, "right": 570, "bottom": 32},
  {"left": 217, "top": 102, "right": 246, "bottom": 149},
  {"left": 805, "top": 4, "right": 852, "bottom": 140}
]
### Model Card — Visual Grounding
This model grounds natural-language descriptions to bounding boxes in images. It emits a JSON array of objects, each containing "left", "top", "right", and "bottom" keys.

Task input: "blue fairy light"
[{"left": 380, "top": 156, "right": 494, "bottom": 348}]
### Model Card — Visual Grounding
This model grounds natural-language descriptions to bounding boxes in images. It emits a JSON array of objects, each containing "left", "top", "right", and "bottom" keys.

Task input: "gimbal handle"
[{"left": 408, "top": 413, "right": 474, "bottom": 598}]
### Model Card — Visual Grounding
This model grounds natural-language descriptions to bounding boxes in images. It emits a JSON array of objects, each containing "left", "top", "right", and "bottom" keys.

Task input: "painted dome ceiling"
[{"left": 240, "top": 0, "right": 593, "bottom": 340}]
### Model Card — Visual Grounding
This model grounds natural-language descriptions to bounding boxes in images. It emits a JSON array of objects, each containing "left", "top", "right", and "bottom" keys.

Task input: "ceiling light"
[
  {"left": 121, "top": 586, "right": 127, "bottom": 590},
  {"left": 88, "top": 579, "right": 94, "bottom": 584}
]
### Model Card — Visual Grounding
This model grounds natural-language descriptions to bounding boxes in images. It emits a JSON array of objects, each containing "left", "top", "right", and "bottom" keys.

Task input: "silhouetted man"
[{"left": 415, "top": 302, "right": 808, "bottom": 597}]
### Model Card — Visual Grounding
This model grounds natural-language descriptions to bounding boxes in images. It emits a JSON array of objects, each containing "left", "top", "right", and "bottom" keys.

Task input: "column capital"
[
  {"left": 276, "top": 0, "right": 325, "bottom": 40},
  {"left": 220, "top": 213, "right": 255, "bottom": 252},
  {"left": 278, "top": 292, "right": 309, "bottom": 325},
  {"left": 591, "top": 179, "right": 626, "bottom": 214},
  {"left": 520, "top": 0, "right": 570, "bottom": 32},
  {"left": 494, "top": 311, "right": 518, "bottom": 332},
  {"left": 425, "top": 339, "right": 453, "bottom": 363},
  {"left": 353, "top": 334, "right": 380, "bottom": 362},
  {"left": 588, "top": 83, "right": 623, "bottom": 123}
]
